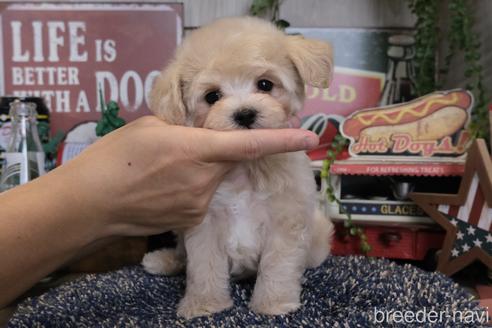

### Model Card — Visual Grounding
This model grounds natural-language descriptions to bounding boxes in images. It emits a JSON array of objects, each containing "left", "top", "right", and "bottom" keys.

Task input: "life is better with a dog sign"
[{"left": 0, "top": 2, "right": 182, "bottom": 134}]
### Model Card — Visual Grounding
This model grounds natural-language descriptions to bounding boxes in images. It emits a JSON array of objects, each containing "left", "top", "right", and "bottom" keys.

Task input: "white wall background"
[
  {"left": 5, "top": 0, "right": 415, "bottom": 28},
  {"left": 440, "top": 0, "right": 492, "bottom": 97},
  {"left": 2, "top": 0, "right": 490, "bottom": 99}
]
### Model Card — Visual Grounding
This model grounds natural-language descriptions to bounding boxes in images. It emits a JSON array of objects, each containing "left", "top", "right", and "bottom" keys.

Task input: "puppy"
[{"left": 142, "top": 16, "right": 334, "bottom": 319}]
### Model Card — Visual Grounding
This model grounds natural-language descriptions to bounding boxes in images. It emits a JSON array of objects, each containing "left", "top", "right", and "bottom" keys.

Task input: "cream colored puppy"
[{"left": 142, "top": 16, "right": 334, "bottom": 319}]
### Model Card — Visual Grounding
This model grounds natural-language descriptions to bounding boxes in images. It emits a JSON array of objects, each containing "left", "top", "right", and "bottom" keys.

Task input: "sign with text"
[
  {"left": 303, "top": 67, "right": 384, "bottom": 119},
  {"left": 287, "top": 28, "right": 410, "bottom": 160},
  {"left": 341, "top": 90, "right": 474, "bottom": 158},
  {"left": 0, "top": 2, "right": 183, "bottom": 134}
]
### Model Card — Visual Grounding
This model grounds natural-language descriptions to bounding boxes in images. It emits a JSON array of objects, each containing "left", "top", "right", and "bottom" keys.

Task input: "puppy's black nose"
[{"left": 233, "top": 108, "right": 258, "bottom": 128}]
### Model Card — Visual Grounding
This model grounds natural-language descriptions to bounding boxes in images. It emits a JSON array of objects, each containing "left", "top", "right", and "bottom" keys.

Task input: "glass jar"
[{"left": 0, "top": 100, "right": 46, "bottom": 191}]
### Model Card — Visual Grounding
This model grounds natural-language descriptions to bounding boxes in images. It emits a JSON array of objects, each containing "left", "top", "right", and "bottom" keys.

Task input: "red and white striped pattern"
[{"left": 438, "top": 174, "right": 492, "bottom": 231}]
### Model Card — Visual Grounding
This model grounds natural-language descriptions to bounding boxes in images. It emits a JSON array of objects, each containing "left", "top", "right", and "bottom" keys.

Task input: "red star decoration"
[{"left": 410, "top": 139, "right": 492, "bottom": 276}]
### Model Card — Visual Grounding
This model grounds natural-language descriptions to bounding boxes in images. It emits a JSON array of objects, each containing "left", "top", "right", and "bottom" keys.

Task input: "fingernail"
[{"left": 302, "top": 135, "right": 319, "bottom": 150}]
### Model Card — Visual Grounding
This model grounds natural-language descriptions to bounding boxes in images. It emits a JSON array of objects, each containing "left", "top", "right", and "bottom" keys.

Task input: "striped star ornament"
[
  {"left": 443, "top": 214, "right": 492, "bottom": 259},
  {"left": 410, "top": 139, "right": 492, "bottom": 276}
]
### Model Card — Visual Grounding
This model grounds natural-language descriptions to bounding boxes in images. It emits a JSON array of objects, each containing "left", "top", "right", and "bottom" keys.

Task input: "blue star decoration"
[
  {"left": 443, "top": 213, "right": 492, "bottom": 259},
  {"left": 410, "top": 139, "right": 492, "bottom": 276}
]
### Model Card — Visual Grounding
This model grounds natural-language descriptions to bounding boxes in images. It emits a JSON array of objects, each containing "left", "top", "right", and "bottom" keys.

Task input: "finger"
[
  {"left": 132, "top": 115, "right": 169, "bottom": 127},
  {"left": 287, "top": 115, "right": 301, "bottom": 128},
  {"left": 198, "top": 128, "right": 319, "bottom": 162}
]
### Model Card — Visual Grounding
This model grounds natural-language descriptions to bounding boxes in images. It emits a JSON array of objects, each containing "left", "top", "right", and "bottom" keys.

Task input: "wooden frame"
[{"left": 410, "top": 139, "right": 492, "bottom": 275}]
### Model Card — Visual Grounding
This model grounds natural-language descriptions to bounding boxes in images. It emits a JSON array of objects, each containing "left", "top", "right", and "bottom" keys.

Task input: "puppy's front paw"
[
  {"left": 249, "top": 294, "right": 300, "bottom": 315},
  {"left": 177, "top": 294, "right": 233, "bottom": 319},
  {"left": 142, "top": 249, "right": 184, "bottom": 275}
]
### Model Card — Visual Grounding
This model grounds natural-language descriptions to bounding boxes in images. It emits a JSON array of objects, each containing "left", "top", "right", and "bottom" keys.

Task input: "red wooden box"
[{"left": 331, "top": 223, "right": 445, "bottom": 260}]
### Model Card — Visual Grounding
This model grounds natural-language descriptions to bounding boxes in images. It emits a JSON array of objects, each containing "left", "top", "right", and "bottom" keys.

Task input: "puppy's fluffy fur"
[{"left": 142, "top": 17, "right": 334, "bottom": 319}]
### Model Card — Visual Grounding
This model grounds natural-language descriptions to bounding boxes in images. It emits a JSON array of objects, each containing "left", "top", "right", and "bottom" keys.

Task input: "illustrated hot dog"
[
  {"left": 360, "top": 106, "right": 467, "bottom": 142},
  {"left": 342, "top": 91, "right": 472, "bottom": 141}
]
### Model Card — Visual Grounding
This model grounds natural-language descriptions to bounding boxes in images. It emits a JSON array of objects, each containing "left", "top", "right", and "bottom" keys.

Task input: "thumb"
[{"left": 198, "top": 128, "right": 319, "bottom": 162}]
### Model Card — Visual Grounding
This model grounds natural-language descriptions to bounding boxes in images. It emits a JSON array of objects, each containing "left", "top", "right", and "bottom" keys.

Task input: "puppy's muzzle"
[{"left": 233, "top": 108, "right": 258, "bottom": 129}]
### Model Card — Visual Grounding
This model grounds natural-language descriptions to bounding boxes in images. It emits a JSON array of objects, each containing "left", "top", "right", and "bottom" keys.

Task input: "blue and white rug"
[{"left": 8, "top": 256, "right": 488, "bottom": 327}]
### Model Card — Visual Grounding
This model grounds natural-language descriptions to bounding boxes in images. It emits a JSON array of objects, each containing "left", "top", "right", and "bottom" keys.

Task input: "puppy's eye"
[
  {"left": 257, "top": 79, "right": 274, "bottom": 92},
  {"left": 204, "top": 90, "right": 222, "bottom": 105}
]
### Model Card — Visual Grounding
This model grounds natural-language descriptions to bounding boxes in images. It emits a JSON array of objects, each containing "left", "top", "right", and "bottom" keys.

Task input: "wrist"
[
  {"left": 30, "top": 166, "right": 109, "bottom": 245},
  {"left": 0, "top": 166, "right": 108, "bottom": 306}
]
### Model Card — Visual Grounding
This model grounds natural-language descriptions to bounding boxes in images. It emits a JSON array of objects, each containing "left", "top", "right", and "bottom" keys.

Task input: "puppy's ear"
[
  {"left": 149, "top": 61, "right": 187, "bottom": 125},
  {"left": 286, "top": 35, "right": 333, "bottom": 88}
]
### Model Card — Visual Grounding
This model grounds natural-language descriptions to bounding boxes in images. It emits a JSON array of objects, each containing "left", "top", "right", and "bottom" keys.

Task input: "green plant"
[
  {"left": 321, "top": 134, "right": 372, "bottom": 254},
  {"left": 445, "top": 0, "right": 488, "bottom": 141},
  {"left": 249, "top": 0, "right": 290, "bottom": 29},
  {"left": 407, "top": 0, "right": 489, "bottom": 142},
  {"left": 406, "top": 0, "right": 439, "bottom": 95}
]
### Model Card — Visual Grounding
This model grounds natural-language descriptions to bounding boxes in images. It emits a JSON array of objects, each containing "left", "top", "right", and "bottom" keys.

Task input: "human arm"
[{"left": 0, "top": 115, "right": 318, "bottom": 307}]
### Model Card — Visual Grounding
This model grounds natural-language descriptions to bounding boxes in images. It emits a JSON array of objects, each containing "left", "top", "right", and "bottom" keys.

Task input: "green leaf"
[
  {"left": 361, "top": 242, "right": 372, "bottom": 253},
  {"left": 250, "top": 0, "right": 274, "bottom": 16},
  {"left": 275, "top": 19, "right": 290, "bottom": 30}
]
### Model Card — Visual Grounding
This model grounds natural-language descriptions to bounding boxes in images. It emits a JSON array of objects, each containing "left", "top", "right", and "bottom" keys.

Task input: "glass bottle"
[
  {"left": 379, "top": 34, "right": 418, "bottom": 106},
  {"left": 0, "top": 100, "right": 46, "bottom": 191}
]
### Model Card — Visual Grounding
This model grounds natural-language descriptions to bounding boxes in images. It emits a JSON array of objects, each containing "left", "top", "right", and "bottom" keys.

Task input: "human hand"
[{"left": 54, "top": 116, "right": 319, "bottom": 238}]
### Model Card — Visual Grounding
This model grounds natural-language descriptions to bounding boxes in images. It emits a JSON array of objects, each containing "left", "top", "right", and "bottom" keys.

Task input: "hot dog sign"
[{"left": 341, "top": 90, "right": 474, "bottom": 158}]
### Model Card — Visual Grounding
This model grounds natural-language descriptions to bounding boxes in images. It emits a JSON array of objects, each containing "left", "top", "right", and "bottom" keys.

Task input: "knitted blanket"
[{"left": 8, "top": 256, "right": 487, "bottom": 327}]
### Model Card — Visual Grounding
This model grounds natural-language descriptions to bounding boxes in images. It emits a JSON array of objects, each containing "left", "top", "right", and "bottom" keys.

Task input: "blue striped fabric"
[{"left": 8, "top": 256, "right": 485, "bottom": 327}]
